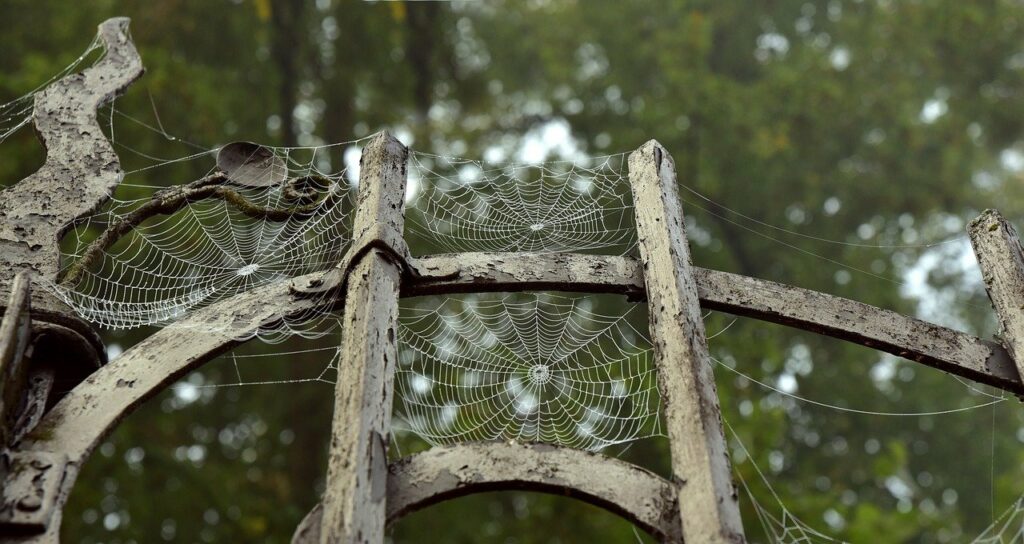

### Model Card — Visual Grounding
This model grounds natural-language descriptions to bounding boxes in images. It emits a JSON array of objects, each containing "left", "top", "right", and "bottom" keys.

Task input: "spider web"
[
  {"left": 726, "top": 416, "right": 839, "bottom": 544},
  {"left": 975, "top": 496, "right": 1024, "bottom": 543},
  {"left": 406, "top": 151, "right": 637, "bottom": 255},
  {"left": 393, "top": 293, "right": 660, "bottom": 451},
  {"left": 0, "top": 35, "right": 103, "bottom": 144},
  {"left": 45, "top": 141, "right": 363, "bottom": 336}
]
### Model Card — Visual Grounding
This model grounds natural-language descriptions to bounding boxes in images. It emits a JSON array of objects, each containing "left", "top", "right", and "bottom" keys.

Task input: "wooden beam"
[
  {"left": 405, "top": 252, "right": 644, "bottom": 298},
  {"left": 0, "top": 18, "right": 142, "bottom": 291},
  {"left": 629, "top": 140, "right": 744, "bottom": 543},
  {"left": 693, "top": 267, "right": 1021, "bottom": 393},
  {"left": 23, "top": 254, "right": 1021, "bottom": 470},
  {"left": 969, "top": 209, "right": 1024, "bottom": 381},
  {"left": 13, "top": 249, "right": 1021, "bottom": 539},
  {"left": 319, "top": 132, "right": 407, "bottom": 544},
  {"left": 0, "top": 272, "right": 31, "bottom": 448},
  {"left": 408, "top": 252, "right": 1017, "bottom": 394},
  {"left": 293, "top": 442, "right": 681, "bottom": 543},
  {"left": 24, "top": 254, "right": 1020, "bottom": 469}
]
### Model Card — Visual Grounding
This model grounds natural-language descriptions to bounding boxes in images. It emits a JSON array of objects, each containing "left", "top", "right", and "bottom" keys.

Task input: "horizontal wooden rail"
[
  {"left": 406, "top": 252, "right": 645, "bottom": 298},
  {"left": 291, "top": 442, "right": 681, "bottom": 543},
  {"left": 18, "top": 251, "right": 1020, "bottom": 540},
  {"left": 411, "top": 253, "right": 1021, "bottom": 395},
  {"left": 27, "top": 253, "right": 1023, "bottom": 462},
  {"left": 692, "top": 266, "right": 1020, "bottom": 393}
]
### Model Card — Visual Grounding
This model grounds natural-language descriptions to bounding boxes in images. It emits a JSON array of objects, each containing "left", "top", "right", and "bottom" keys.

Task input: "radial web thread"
[
  {"left": 406, "top": 151, "right": 637, "bottom": 255},
  {"left": 46, "top": 142, "right": 362, "bottom": 336},
  {"left": 394, "top": 293, "right": 660, "bottom": 451}
]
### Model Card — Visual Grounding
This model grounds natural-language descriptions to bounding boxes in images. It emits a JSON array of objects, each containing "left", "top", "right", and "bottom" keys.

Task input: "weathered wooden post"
[
  {"left": 318, "top": 132, "right": 408, "bottom": 543},
  {"left": 0, "top": 273, "right": 32, "bottom": 449},
  {"left": 0, "top": 18, "right": 139, "bottom": 540},
  {"left": 629, "top": 140, "right": 745, "bottom": 543},
  {"left": 970, "top": 209, "right": 1024, "bottom": 383}
]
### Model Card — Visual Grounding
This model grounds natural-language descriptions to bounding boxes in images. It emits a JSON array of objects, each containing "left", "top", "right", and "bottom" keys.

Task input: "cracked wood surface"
[
  {"left": 406, "top": 252, "right": 645, "bottom": 298},
  {"left": 0, "top": 17, "right": 136, "bottom": 408},
  {"left": 694, "top": 267, "right": 1021, "bottom": 394},
  {"left": 319, "top": 132, "right": 407, "bottom": 544},
  {"left": 969, "top": 209, "right": 1024, "bottom": 381},
  {"left": 630, "top": 140, "right": 744, "bottom": 543},
  {"left": 411, "top": 252, "right": 1021, "bottom": 394},
  {"left": 5, "top": 276, "right": 323, "bottom": 543},
  {"left": 6, "top": 249, "right": 1018, "bottom": 540},
  {"left": 293, "top": 442, "right": 682, "bottom": 543},
  {"left": 0, "top": 18, "right": 142, "bottom": 291},
  {"left": 19, "top": 254, "right": 1023, "bottom": 486},
  {"left": 0, "top": 273, "right": 31, "bottom": 448}
]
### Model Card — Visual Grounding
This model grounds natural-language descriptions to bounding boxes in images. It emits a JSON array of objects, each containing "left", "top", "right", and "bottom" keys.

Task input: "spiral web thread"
[
  {"left": 393, "top": 293, "right": 660, "bottom": 451},
  {"left": 45, "top": 141, "right": 364, "bottom": 338},
  {"left": 406, "top": 151, "right": 636, "bottom": 255}
]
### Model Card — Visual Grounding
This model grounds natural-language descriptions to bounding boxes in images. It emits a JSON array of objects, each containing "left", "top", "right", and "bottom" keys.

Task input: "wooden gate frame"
[{"left": 2, "top": 19, "right": 1023, "bottom": 543}]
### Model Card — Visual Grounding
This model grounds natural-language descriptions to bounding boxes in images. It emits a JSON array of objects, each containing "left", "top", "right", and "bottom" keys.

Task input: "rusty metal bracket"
[{"left": 0, "top": 451, "right": 68, "bottom": 532}]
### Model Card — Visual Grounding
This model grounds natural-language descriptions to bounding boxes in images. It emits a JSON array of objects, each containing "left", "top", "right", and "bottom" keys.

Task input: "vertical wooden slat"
[
  {"left": 628, "top": 140, "right": 744, "bottom": 543},
  {"left": 319, "top": 132, "right": 408, "bottom": 543},
  {"left": 0, "top": 271, "right": 32, "bottom": 448},
  {"left": 969, "top": 209, "right": 1024, "bottom": 380}
]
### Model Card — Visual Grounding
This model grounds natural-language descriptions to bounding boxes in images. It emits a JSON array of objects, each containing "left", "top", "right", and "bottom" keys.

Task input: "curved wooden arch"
[
  {"left": 15, "top": 250, "right": 1019, "bottom": 540},
  {"left": 29, "top": 252, "right": 1021, "bottom": 461},
  {"left": 290, "top": 442, "right": 681, "bottom": 543},
  {"left": 26, "top": 252, "right": 1024, "bottom": 462}
]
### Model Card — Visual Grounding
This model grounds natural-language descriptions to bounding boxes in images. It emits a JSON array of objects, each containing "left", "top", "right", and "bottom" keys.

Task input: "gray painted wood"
[
  {"left": 629, "top": 140, "right": 744, "bottom": 543},
  {"left": 411, "top": 252, "right": 1020, "bottom": 393},
  {"left": 0, "top": 17, "right": 134, "bottom": 428},
  {"left": 969, "top": 209, "right": 1024, "bottom": 381},
  {"left": 387, "top": 442, "right": 680, "bottom": 542},
  {"left": 0, "top": 272, "right": 31, "bottom": 448},
  {"left": 693, "top": 267, "right": 1021, "bottom": 393},
  {"left": 0, "top": 451, "right": 67, "bottom": 533},
  {"left": 294, "top": 442, "right": 681, "bottom": 543},
  {"left": 319, "top": 132, "right": 408, "bottom": 544},
  {"left": 7, "top": 275, "right": 325, "bottom": 543},
  {"left": 407, "top": 252, "right": 645, "bottom": 299},
  {"left": 7, "top": 246, "right": 1018, "bottom": 541},
  {"left": 15, "top": 254, "right": 1021, "bottom": 513},
  {"left": 0, "top": 18, "right": 142, "bottom": 291}
]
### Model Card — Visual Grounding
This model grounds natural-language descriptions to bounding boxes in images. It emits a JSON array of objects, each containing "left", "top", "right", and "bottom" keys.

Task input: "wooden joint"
[{"left": 291, "top": 225, "right": 460, "bottom": 300}]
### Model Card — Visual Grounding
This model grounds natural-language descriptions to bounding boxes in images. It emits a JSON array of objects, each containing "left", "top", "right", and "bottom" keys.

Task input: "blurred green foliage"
[{"left": 3, "top": 0, "right": 1024, "bottom": 542}]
